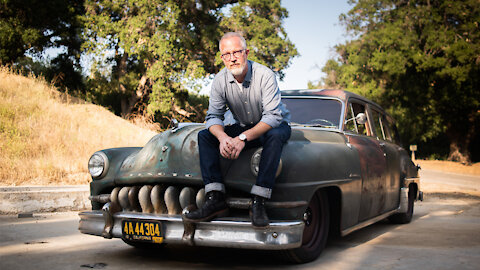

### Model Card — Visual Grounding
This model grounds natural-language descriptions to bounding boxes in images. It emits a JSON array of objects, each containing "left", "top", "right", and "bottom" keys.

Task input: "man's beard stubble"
[{"left": 228, "top": 61, "right": 247, "bottom": 76}]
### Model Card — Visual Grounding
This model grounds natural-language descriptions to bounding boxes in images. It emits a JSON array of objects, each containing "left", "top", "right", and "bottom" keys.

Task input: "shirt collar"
[{"left": 227, "top": 60, "right": 252, "bottom": 85}]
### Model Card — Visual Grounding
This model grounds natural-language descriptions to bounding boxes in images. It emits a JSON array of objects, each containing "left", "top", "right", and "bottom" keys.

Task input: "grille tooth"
[
  {"left": 138, "top": 185, "right": 153, "bottom": 213},
  {"left": 179, "top": 187, "right": 196, "bottom": 209},
  {"left": 164, "top": 186, "right": 182, "bottom": 215},
  {"left": 110, "top": 187, "right": 121, "bottom": 206},
  {"left": 118, "top": 187, "right": 131, "bottom": 210},
  {"left": 128, "top": 186, "right": 142, "bottom": 212},
  {"left": 196, "top": 188, "right": 206, "bottom": 209},
  {"left": 151, "top": 185, "right": 167, "bottom": 214}
]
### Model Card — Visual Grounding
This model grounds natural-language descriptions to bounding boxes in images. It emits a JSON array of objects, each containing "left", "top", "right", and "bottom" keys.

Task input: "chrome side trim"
[
  {"left": 340, "top": 208, "right": 398, "bottom": 237},
  {"left": 79, "top": 211, "right": 304, "bottom": 250},
  {"left": 398, "top": 187, "right": 408, "bottom": 213},
  {"left": 404, "top": 177, "right": 420, "bottom": 187},
  {"left": 405, "top": 177, "right": 421, "bottom": 200}
]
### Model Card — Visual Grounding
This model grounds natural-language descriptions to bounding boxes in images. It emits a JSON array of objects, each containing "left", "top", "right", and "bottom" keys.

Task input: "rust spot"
[{"left": 189, "top": 140, "right": 197, "bottom": 152}]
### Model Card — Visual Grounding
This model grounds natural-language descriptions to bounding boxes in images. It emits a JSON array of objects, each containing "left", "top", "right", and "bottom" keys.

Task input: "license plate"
[{"left": 121, "top": 220, "right": 164, "bottom": 244}]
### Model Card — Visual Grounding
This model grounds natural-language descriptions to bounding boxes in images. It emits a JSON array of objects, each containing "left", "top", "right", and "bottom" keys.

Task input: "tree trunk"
[
  {"left": 117, "top": 52, "right": 130, "bottom": 117},
  {"left": 446, "top": 113, "right": 476, "bottom": 164}
]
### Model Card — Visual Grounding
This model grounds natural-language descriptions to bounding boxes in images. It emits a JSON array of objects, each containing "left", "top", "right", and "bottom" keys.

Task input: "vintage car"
[{"left": 79, "top": 89, "right": 422, "bottom": 263}]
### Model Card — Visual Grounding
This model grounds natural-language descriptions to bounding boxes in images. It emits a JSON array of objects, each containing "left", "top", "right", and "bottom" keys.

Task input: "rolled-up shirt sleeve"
[
  {"left": 260, "top": 73, "right": 283, "bottom": 128},
  {"left": 205, "top": 79, "right": 227, "bottom": 129}
]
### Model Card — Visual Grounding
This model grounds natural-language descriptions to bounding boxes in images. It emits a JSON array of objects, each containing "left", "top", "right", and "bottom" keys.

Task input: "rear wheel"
[
  {"left": 389, "top": 187, "right": 415, "bottom": 224},
  {"left": 282, "top": 190, "right": 330, "bottom": 263}
]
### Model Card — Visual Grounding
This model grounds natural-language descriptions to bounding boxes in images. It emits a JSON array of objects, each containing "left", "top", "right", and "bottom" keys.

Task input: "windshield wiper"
[{"left": 291, "top": 122, "right": 337, "bottom": 128}]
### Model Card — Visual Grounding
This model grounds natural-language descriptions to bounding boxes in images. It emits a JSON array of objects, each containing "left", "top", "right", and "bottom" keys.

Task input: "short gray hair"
[{"left": 219, "top": 32, "right": 247, "bottom": 51}]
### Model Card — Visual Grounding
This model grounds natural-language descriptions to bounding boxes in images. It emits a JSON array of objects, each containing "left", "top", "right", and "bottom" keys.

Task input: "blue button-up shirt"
[{"left": 205, "top": 60, "right": 290, "bottom": 129}]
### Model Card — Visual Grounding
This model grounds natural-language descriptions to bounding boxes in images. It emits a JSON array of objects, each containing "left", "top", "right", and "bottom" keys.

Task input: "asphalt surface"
[{"left": 420, "top": 169, "right": 480, "bottom": 197}]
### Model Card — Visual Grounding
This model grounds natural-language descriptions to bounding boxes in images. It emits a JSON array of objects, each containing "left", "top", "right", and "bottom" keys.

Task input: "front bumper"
[{"left": 78, "top": 210, "right": 304, "bottom": 250}]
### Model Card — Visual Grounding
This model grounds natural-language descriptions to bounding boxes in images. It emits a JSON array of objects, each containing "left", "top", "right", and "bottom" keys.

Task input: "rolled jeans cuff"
[
  {"left": 250, "top": 185, "right": 272, "bottom": 199},
  {"left": 205, "top": 183, "right": 225, "bottom": 194}
]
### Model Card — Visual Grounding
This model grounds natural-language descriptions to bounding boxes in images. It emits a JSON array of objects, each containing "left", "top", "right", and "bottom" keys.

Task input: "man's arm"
[{"left": 228, "top": 122, "right": 272, "bottom": 159}]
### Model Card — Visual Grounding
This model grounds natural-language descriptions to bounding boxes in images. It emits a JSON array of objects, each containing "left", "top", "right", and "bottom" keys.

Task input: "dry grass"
[
  {"left": 0, "top": 67, "right": 157, "bottom": 186},
  {"left": 415, "top": 160, "right": 480, "bottom": 176}
]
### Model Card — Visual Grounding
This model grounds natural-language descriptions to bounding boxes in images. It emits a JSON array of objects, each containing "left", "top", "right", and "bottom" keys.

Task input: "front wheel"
[{"left": 282, "top": 190, "right": 330, "bottom": 263}]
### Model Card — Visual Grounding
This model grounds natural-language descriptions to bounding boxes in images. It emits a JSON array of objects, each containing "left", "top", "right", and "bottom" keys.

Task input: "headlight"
[
  {"left": 250, "top": 148, "right": 282, "bottom": 178},
  {"left": 88, "top": 152, "right": 109, "bottom": 179}
]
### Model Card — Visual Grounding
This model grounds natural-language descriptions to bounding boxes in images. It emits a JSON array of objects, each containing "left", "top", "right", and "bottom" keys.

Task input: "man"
[{"left": 184, "top": 32, "right": 291, "bottom": 227}]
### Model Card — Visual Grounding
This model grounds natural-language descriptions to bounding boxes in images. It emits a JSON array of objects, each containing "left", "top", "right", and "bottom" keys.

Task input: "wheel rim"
[{"left": 301, "top": 193, "right": 323, "bottom": 248}]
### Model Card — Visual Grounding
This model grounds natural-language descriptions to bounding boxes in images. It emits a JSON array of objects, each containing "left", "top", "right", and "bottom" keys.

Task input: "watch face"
[{"left": 239, "top": 134, "right": 247, "bottom": 141}]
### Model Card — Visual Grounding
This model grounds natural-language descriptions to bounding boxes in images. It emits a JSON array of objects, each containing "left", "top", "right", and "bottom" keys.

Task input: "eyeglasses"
[{"left": 221, "top": 49, "right": 245, "bottom": 61}]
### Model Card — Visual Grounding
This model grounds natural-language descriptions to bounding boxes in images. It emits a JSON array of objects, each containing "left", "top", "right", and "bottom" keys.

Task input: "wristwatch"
[{"left": 239, "top": 133, "right": 247, "bottom": 142}]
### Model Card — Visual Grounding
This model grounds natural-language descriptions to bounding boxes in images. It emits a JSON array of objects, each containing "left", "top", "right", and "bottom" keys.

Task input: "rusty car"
[{"left": 79, "top": 89, "right": 422, "bottom": 263}]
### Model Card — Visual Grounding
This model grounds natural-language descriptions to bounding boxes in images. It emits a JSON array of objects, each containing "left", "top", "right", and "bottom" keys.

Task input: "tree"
[
  {"left": 0, "top": 0, "right": 85, "bottom": 90},
  {"left": 318, "top": 0, "right": 480, "bottom": 163},
  {"left": 82, "top": 0, "right": 297, "bottom": 125}
]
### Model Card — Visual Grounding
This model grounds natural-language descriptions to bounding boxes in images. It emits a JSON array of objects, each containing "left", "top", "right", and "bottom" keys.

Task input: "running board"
[{"left": 340, "top": 209, "right": 398, "bottom": 237}]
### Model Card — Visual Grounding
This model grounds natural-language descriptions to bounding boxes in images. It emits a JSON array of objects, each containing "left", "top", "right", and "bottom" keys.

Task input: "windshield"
[{"left": 282, "top": 97, "right": 342, "bottom": 129}]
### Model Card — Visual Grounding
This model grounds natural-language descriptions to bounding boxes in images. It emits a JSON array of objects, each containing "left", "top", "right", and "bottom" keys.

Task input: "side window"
[
  {"left": 344, "top": 102, "right": 368, "bottom": 136},
  {"left": 371, "top": 109, "right": 386, "bottom": 140},
  {"left": 384, "top": 116, "right": 401, "bottom": 144}
]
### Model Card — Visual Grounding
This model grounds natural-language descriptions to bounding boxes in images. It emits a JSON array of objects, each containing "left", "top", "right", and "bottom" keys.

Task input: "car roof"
[{"left": 281, "top": 89, "right": 383, "bottom": 110}]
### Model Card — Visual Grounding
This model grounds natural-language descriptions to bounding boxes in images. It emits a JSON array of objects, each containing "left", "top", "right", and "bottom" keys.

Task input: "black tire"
[
  {"left": 389, "top": 187, "right": 415, "bottom": 224},
  {"left": 282, "top": 190, "right": 330, "bottom": 263},
  {"left": 122, "top": 238, "right": 166, "bottom": 249}
]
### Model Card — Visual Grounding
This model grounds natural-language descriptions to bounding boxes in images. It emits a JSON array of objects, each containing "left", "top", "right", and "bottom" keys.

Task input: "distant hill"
[{"left": 0, "top": 67, "right": 157, "bottom": 186}]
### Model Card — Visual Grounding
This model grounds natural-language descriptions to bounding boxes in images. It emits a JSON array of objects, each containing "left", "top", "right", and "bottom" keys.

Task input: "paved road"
[
  {"left": 1, "top": 173, "right": 479, "bottom": 270},
  {"left": 420, "top": 169, "right": 480, "bottom": 197}
]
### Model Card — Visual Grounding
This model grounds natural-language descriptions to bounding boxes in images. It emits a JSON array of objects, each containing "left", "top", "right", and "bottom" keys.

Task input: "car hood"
[
  {"left": 115, "top": 124, "right": 205, "bottom": 183},
  {"left": 113, "top": 123, "right": 351, "bottom": 187}
]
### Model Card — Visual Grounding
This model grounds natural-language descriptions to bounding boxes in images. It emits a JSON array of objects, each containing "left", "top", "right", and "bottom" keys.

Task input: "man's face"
[{"left": 220, "top": 37, "right": 249, "bottom": 76}]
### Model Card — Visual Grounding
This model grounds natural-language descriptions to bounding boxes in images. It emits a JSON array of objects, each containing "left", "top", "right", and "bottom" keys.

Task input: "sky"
[{"left": 277, "top": 0, "right": 352, "bottom": 90}]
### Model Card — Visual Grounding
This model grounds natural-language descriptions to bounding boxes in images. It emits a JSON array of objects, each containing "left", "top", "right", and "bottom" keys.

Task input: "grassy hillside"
[{"left": 0, "top": 67, "right": 157, "bottom": 186}]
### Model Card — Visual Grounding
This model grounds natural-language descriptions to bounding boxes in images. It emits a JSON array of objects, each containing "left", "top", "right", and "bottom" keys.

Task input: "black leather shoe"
[
  {"left": 251, "top": 195, "right": 269, "bottom": 227},
  {"left": 183, "top": 191, "right": 228, "bottom": 222}
]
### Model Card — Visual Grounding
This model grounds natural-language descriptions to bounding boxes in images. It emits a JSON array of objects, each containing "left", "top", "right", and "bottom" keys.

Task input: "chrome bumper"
[{"left": 78, "top": 210, "right": 304, "bottom": 250}]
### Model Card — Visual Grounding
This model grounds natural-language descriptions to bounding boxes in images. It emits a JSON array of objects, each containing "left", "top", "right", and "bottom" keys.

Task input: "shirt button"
[
  {"left": 247, "top": 112, "right": 250, "bottom": 114},
  {"left": 244, "top": 101, "right": 247, "bottom": 104}
]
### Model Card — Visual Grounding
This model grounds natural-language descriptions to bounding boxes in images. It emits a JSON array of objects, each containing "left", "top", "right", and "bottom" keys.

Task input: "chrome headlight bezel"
[
  {"left": 250, "top": 148, "right": 282, "bottom": 178},
  {"left": 88, "top": 151, "right": 109, "bottom": 179}
]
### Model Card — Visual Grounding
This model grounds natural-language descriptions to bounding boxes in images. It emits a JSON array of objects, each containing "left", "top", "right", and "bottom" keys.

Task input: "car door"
[
  {"left": 344, "top": 99, "right": 388, "bottom": 221},
  {"left": 369, "top": 107, "right": 401, "bottom": 212}
]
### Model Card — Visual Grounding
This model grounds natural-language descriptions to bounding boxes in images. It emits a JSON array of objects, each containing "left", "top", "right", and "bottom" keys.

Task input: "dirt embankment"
[{"left": 0, "top": 68, "right": 158, "bottom": 186}]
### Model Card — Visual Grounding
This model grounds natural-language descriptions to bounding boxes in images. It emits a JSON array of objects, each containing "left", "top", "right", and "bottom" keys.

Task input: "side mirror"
[
  {"left": 355, "top": 113, "right": 367, "bottom": 125},
  {"left": 345, "top": 112, "right": 367, "bottom": 125}
]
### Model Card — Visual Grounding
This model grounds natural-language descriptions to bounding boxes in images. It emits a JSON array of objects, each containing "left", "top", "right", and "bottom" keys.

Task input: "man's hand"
[
  {"left": 218, "top": 135, "right": 234, "bottom": 159},
  {"left": 227, "top": 137, "right": 246, "bottom": 159}
]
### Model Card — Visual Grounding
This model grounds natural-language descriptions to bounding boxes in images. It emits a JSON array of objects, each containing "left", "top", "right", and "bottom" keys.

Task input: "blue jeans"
[{"left": 198, "top": 122, "right": 291, "bottom": 199}]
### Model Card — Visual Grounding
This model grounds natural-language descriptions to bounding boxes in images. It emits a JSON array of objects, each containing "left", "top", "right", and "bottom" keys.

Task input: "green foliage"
[
  {"left": 220, "top": 0, "right": 298, "bottom": 80},
  {"left": 0, "top": 0, "right": 85, "bottom": 91},
  {"left": 83, "top": 0, "right": 297, "bottom": 125},
  {"left": 321, "top": 0, "right": 480, "bottom": 162}
]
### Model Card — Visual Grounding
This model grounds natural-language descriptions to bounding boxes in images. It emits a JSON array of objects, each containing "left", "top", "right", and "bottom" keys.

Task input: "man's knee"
[
  {"left": 198, "top": 128, "right": 217, "bottom": 144},
  {"left": 265, "top": 124, "right": 290, "bottom": 144}
]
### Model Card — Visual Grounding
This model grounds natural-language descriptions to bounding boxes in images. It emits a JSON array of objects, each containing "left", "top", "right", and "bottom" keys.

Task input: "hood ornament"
[{"left": 170, "top": 118, "right": 179, "bottom": 132}]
